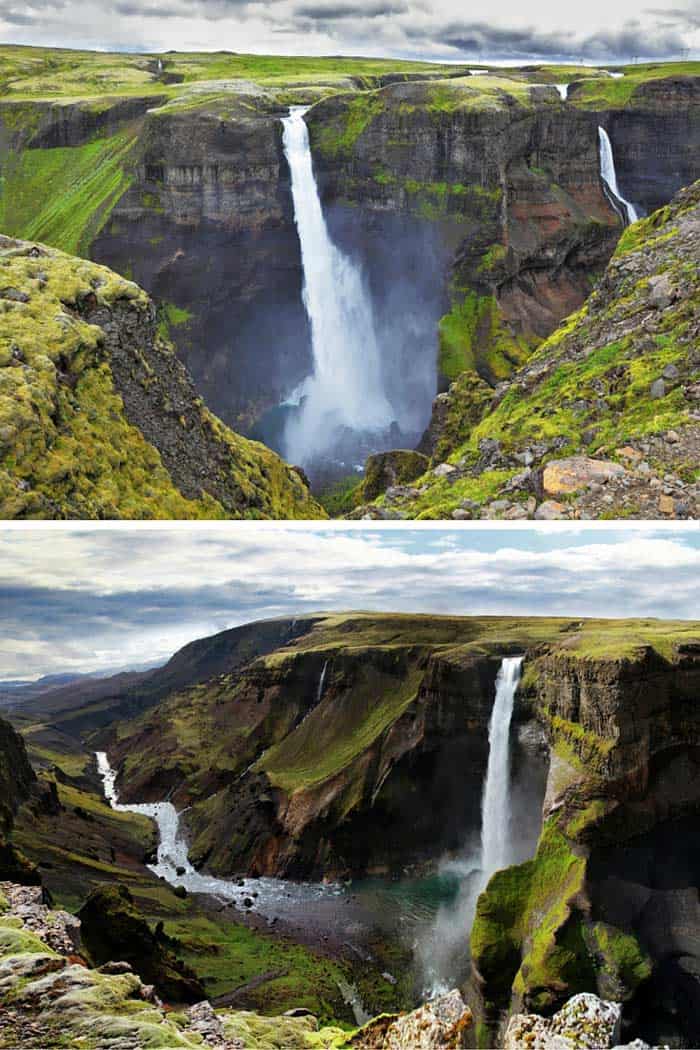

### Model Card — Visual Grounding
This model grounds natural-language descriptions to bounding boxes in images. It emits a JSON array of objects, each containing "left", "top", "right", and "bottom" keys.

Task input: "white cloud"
[{"left": 0, "top": 525, "right": 698, "bottom": 679}]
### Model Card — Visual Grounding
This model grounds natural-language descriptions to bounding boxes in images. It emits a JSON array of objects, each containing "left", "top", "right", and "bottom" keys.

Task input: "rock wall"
[{"left": 471, "top": 640, "right": 700, "bottom": 1047}]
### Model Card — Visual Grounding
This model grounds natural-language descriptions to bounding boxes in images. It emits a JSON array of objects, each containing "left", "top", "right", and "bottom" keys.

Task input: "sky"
[
  {"left": 1, "top": 523, "right": 698, "bottom": 680},
  {"left": 0, "top": 0, "right": 698, "bottom": 61}
]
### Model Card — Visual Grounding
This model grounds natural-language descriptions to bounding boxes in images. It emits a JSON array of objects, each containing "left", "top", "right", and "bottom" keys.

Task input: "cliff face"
[
  {"left": 308, "top": 80, "right": 620, "bottom": 390},
  {"left": 92, "top": 96, "right": 314, "bottom": 435},
  {"left": 594, "top": 76, "right": 700, "bottom": 215},
  {"left": 471, "top": 636, "right": 700, "bottom": 1047},
  {"left": 0, "top": 716, "right": 39, "bottom": 883},
  {"left": 0, "top": 235, "right": 323, "bottom": 519},
  {"left": 1, "top": 65, "right": 698, "bottom": 462}
]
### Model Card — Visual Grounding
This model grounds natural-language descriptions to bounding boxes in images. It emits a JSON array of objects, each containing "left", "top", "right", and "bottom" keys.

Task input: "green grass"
[
  {"left": 258, "top": 663, "right": 423, "bottom": 793},
  {"left": 571, "top": 61, "right": 700, "bottom": 109},
  {"left": 0, "top": 129, "right": 137, "bottom": 255},
  {"left": 438, "top": 291, "right": 532, "bottom": 383}
]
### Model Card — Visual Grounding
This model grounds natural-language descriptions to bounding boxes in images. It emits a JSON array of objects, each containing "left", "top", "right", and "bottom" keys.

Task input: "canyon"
[
  {"left": 1, "top": 49, "right": 698, "bottom": 514},
  {"left": 3, "top": 611, "right": 699, "bottom": 1047}
]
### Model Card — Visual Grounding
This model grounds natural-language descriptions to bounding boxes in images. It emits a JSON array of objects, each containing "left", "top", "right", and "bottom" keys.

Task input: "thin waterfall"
[
  {"left": 281, "top": 106, "right": 393, "bottom": 466},
  {"left": 555, "top": 83, "right": 569, "bottom": 101},
  {"left": 480, "top": 655, "right": 523, "bottom": 876},
  {"left": 598, "top": 127, "right": 639, "bottom": 225},
  {"left": 316, "top": 660, "right": 328, "bottom": 704}
]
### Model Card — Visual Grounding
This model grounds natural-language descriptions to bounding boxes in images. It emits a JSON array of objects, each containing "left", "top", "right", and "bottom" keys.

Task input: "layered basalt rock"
[
  {"left": 471, "top": 638, "right": 700, "bottom": 1047},
  {"left": 93, "top": 95, "right": 312, "bottom": 434}
]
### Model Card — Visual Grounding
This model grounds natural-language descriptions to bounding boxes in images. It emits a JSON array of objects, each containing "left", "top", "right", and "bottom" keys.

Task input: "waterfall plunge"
[
  {"left": 281, "top": 106, "right": 394, "bottom": 466},
  {"left": 598, "top": 127, "right": 639, "bottom": 225},
  {"left": 418, "top": 655, "right": 523, "bottom": 995},
  {"left": 480, "top": 655, "right": 523, "bottom": 876}
]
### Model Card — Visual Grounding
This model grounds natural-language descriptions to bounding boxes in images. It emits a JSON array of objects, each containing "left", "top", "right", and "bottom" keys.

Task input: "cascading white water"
[
  {"left": 281, "top": 106, "right": 394, "bottom": 466},
  {"left": 417, "top": 655, "right": 524, "bottom": 994},
  {"left": 95, "top": 751, "right": 336, "bottom": 913},
  {"left": 480, "top": 655, "right": 523, "bottom": 876},
  {"left": 555, "top": 83, "right": 569, "bottom": 101},
  {"left": 316, "top": 660, "right": 328, "bottom": 703},
  {"left": 598, "top": 127, "right": 639, "bottom": 225}
]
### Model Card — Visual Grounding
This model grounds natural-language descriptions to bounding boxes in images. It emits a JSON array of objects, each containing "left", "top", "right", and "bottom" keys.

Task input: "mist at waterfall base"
[
  {"left": 415, "top": 657, "right": 540, "bottom": 995},
  {"left": 256, "top": 106, "right": 440, "bottom": 484},
  {"left": 96, "top": 656, "right": 546, "bottom": 1002}
]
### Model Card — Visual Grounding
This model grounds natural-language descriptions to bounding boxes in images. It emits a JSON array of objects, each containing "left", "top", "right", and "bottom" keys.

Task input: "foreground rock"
[
  {"left": 0, "top": 880, "right": 345, "bottom": 1048},
  {"left": 505, "top": 994, "right": 621, "bottom": 1049},
  {"left": 0, "top": 236, "right": 324, "bottom": 519},
  {"left": 351, "top": 990, "right": 472, "bottom": 1048},
  {"left": 78, "top": 883, "right": 204, "bottom": 1002}
]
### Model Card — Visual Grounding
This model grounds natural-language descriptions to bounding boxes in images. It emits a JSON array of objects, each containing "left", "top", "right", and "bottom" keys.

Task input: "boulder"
[
  {"left": 78, "top": 883, "right": 204, "bottom": 1002},
  {"left": 504, "top": 993, "right": 622, "bottom": 1049},
  {"left": 542, "top": 457, "right": 625, "bottom": 497},
  {"left": 352, "top": 989, "right": 472, "bottom": 1048},
  {"left": 361, "top": 450, "right": 429, "bottom": 501}
]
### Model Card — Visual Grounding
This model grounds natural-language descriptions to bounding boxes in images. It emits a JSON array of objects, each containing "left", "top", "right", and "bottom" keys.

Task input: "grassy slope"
[
  {"left": 368, "top": 183, "right": 700, "bottom": 518},
  {"left": 0, "top": 239, "right": 324, "bottom": 519}
]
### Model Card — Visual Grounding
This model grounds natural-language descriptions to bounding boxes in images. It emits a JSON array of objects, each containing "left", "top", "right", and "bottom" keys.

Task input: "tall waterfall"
[
  {"left": 417, "top": 655, "right": 523, "bottom": 994},
  {"left": 281, "top": 106, "right": 393, "bottom": 466},
  {"left": 598, "top": 127, "right": 639, "bottom": 225},
  {"left": 480, "top": 656, "right": 523, "bottom": 876}
]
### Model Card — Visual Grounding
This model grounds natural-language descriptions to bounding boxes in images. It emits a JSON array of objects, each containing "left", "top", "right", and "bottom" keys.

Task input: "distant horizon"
[
  {"left": 1, "top": 0, "right": 698, "bottom": 67},
  {"left": 0, "top": 40, "right": 697, "bottom": 64},
  {"left": 1, "top": 525, "right": 698, "bottom": 679}
]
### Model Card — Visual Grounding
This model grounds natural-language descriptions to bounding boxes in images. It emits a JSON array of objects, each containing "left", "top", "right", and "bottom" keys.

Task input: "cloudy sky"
[
  {"left": 1, "top": 0, "right": 698, "bottom": 61},
  {"left": 1, "top": 524, "right": 698, "bottom": 680}
]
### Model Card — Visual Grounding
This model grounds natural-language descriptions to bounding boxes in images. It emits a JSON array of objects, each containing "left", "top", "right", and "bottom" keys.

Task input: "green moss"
[
  {"left": 0, "top": 130, "right": 137, "bottom": 256},
  {"left": 471, "top": 819, "right": 589, "bottom": 1013},
  {"left": 571, "top": 62, "right": 700, "bottom": 109},
  {"left": 156, "top": 301, "right": 193, "bottom": 340},
  {"left": 438, "top": 291, "right": 532, "bottom": 384},
  {"left": 258, "top": 664, "right": 423, "bottom": 793},
  {"left": 312, "top": 90, "right": 384, "bottom": 158},
  {"left": 590, "top": 922, "right": 652, "bottom": 993},
  {"left": 0, "top": 241, "right": 324, "bottom": 519}
]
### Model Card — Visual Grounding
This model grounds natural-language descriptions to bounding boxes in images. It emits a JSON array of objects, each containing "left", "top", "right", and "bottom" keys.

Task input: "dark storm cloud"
[
  {"left": 113, "top": 2, "right": 191, "bottom": 17},
  {"left": 294, "top": 1, "right": 408, "bottom": 20},
  {"left": 410, "top": 19, "right": 688, "bottom": 60}
]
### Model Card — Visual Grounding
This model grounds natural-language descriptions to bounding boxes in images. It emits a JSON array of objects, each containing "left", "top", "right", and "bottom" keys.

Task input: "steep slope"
[
  {"left": 355, "top": 181, "right": 700, "bottom": 519},
  {"left": 471, "top": 632, "right": 700, "bottom": 1047},
  {"left": 0, "top": 235, "right": 323, "bottom": 518},
  {"left": 105, "top": 615, "right": 698, "bottom": 886},
  {"left": 0, "top": 716, "right": 39, "bottom": 883}
]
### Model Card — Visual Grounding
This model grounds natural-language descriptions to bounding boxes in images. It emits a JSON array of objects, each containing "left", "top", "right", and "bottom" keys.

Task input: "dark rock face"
[
  {"left": 0, "top": 717, "right": 40, "bottom": 885},
  {"left": 93, "top": 105, "right": 312, "bottom": 435},
  {"left": 78, "top": 883, "right": 204, "bottom": 1002},
  {"left": 603, "top": 77, "right": 700, "bottom": 216},
  {"left": 308, "top": 86, "right": 620, "bottom": 363},
  {"left": 472, "top": 643, "right": 700, "bottom": 1045}
]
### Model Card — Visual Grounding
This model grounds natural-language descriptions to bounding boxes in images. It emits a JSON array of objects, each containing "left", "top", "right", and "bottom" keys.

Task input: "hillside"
[
  {"left": 352, "top": 182, "right": 700, "bottom": 519},
  {"left": 0, "top": 235, "right": 323, "bottom": 518}
]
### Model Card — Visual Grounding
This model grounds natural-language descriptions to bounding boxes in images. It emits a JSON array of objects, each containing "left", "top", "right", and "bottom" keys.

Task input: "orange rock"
[
  {"left": 542, "top": 456, "right": 625, "bottom": 496},
  {"left": 659, "top": 495, "right": 675, "bottom": 515}
]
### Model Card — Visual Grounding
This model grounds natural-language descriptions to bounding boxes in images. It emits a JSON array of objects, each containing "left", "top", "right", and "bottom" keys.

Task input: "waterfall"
[
  {"left": 417, "top": 655, "right": 523, "bottom": 994},
  {"left": 281, "top": 106, "right": 393, "bottom": 466},
  {"left": 555, "top": 83, "right": 569, "bottom": 101},
  {"left": 598, "top": 127, "right": 639, "bottom": 225},
  {"left": 316, "top": 660, "right": 328, "bottom": 704},
  {"left": 480, "top": 656, "right": 523, "bottom": 876}
]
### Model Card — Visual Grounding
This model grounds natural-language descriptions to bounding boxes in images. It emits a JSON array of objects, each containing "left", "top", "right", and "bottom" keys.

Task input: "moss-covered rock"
[
  {"left": 0, "top": 235, "right": 325, "bottom": 519},
  {"left": 362, "top": 181, "right": 700, "bottom": 520},
  {"left": 360, "top": 449, "right": 429, "bottom": 501},
  {"left": 77, "top": 883, "right": 204, "bottom": 1003}
]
